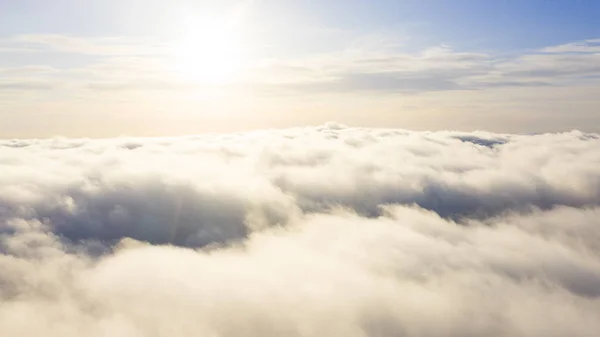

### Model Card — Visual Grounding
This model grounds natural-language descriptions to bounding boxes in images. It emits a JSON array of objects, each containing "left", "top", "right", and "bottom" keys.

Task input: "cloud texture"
[{"left": 1, "top": 124, "right": 600, "bottom": 336}]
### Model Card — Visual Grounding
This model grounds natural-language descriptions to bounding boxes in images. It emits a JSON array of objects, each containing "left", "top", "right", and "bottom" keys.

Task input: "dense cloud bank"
[{"left": 1, "top": 124, "right": 600, "bottom": 336}]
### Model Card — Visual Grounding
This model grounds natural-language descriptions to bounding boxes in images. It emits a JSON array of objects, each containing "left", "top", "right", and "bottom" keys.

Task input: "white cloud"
[
  {"left": 3, "top": 33, "right": 600, "bottom": 95},
  {"left": 1, "top": 125, "right": 600, "bottom": 336},
  {"left": 541, "top": 39, "right": 600, "bottom": 54},
  {"left": 1, "top": 34, "right": 167, "bottom": 56}
]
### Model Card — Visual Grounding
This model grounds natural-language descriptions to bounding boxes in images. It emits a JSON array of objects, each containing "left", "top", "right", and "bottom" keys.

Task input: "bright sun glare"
[{"left": 171, "top": 15, "right": 246, "bottom": 85}]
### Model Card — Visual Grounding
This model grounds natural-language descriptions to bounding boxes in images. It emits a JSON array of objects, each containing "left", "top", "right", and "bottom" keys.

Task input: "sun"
[{"left": 170, "top": 16, "right": 246, "bottom": 85}]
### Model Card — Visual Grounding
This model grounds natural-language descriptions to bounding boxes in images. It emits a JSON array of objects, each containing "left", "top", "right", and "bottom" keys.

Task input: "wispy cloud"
[
  {"left": 0, "top": 78, "right": 61, "bottom": 91},
  {"left": 1, "top": 33, "right": 600, "bottom": 134},
  {"left": 1, "top": 34, "right": 167, "bottom": 56},
  {"left": 541, "top": 38, "right": 600, "bottom": 53},
  {"left": 0, "top": 65, "right": 59, "bottom": 75},
  {"left": 2, "top": 33, "right": 600, "bottom": 94}
]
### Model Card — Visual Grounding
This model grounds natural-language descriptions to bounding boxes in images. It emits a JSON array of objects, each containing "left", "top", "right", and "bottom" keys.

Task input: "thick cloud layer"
[{"left": 1, "top": 124, "right": 599, "bottom": 336}]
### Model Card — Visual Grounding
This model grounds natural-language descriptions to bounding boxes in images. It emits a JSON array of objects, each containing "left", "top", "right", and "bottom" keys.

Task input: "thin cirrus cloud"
[
  {"left": 1, "top": 125, "right": 600, "bottom": 336},
  {"left": 0, "top": 80, "right": 59, "bottom": 91},
  {"left": 0, "top": 34, "right": 166, "bottom": 56},
  {"left": 1, "top": 34, "right": 600, "bottom": 136},
  {"left": 1, "top": 34, "right": 599, "bottom": 94}
]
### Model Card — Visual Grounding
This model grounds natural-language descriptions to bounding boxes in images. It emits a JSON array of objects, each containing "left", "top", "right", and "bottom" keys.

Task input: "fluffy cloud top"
[{"left": 1, "top": 124, "right": 600, "bottom": 336}]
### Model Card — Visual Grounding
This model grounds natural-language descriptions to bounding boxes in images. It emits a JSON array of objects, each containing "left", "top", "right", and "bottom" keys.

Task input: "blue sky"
[
  {"left": 1, "top": 0, "right": 600, "bottom": 137},
  {"left": 3, "top": 0, "right": 599, "bottom": 47}
]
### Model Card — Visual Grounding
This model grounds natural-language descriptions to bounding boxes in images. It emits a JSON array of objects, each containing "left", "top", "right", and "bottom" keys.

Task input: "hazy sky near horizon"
[{"left": 1, "top": 0, "right": 600, "bottom": 137}]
